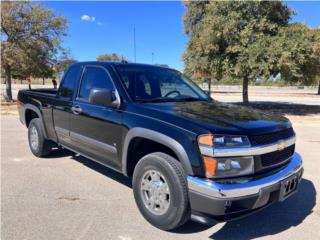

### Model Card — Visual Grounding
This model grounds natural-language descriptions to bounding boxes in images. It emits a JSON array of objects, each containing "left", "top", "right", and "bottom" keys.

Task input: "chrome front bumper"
[{"left": 188, "top": 153, "right": 303, "bottom": 199}]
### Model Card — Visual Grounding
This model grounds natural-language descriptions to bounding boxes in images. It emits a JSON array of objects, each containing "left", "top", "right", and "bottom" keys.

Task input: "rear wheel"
[
  {"left": 132, "top": 152, "right": 190, "bottom": 230},
  {"left": 28, "top": 118, "right": 52, "bottom": 157}
]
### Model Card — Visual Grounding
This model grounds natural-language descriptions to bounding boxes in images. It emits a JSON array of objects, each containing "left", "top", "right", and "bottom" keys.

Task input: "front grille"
[
  {"left": 260, "top": 144, "right": 295, "bottom": 167},
  {"left": 249, "top": 128, "right": 294, "bottom": 146}
]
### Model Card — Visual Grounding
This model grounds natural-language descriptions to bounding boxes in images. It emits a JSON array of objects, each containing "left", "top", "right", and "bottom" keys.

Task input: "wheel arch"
[
  {"left": 24, "top": 104, "right": 48, "bottom": 138},
  {"left": 122, "top": 127, "right": 194, "bottom": 176}
]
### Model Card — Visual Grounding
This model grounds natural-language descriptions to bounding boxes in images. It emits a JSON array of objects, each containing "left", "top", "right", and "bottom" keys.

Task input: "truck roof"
[{"left": 70, "top": 61, "right": 170, "bottom": 69}]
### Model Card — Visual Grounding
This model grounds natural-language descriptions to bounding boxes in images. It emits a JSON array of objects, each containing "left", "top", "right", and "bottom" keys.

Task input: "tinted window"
[
  {"left": 78, "top": 66, "right": 114, "bottom": 101},
  {"left": 58, "top": 65, "right": 82, "bottom": 99},
  {"left": 115, "top": 65, "right": 208, "bottom": 102}
]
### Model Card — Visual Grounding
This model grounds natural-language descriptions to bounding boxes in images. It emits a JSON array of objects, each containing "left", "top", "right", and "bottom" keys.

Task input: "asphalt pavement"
[{"left": 1, "top": 115, "right": 319, "bottom": 240}]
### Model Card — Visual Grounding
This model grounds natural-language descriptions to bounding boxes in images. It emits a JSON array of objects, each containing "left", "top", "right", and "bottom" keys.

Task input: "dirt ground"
[{"left": 1, "top": 103, "right": 18, "bottom": 116}]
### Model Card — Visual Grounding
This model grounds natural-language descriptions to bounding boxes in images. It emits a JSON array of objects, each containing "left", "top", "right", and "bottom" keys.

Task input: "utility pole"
[
  {"left": 151, "top": 52, "right": 154, "bottom": 64},
  {"left": 133, "top": 26, "right": 136, "bottom": 63}
]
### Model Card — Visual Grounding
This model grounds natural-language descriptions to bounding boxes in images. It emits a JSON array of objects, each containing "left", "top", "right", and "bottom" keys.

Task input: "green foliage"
[
  {"left": 1, "top": 1, "right": 68, "bottom": 100},
  {"left": 275, "top": 24, "right": 320, "bottom": 89},
  {"left": 183, "top": 0, "right": 209, "bottom": 35},
  {"left": 96, "top": 53, "right": 127, "bottom": 62},
  {"left": 183, "top": 1, "right": 295, "bottom": 102},
  {"left": 55, "top": 59, "right": 78, "bottom": 74}
]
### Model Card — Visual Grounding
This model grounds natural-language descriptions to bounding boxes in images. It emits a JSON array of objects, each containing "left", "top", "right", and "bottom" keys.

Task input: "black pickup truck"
[{"left": 18, "top": 62, "right": 303, "bottom": 230}]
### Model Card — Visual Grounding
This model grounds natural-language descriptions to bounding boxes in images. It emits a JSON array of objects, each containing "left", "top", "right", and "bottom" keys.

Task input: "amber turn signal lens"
[
  {"left": 198, "top": 135, "right": 214, "bottom": 146},
  {"left": 203, "top": 156, "right": 217, "bottom": 176}
]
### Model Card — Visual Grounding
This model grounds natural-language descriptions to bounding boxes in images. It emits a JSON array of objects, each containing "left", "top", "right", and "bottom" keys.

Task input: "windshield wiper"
[
  {"left": 172, "top": 97, "right": 209, "bottom": 102},
  {"left": 135, "top": 97, "right": 173, "bottom": 103},
  {"left": 176, "top": 97, "right": 202, "bottom": 101},
  {"left": 136, "top": 97, "right": 207, "bottom": 103}
]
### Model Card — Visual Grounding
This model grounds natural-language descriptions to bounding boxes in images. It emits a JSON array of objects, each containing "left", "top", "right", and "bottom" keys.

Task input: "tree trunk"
[
  {"left": 5, "top": 65, "right": 13, "bottom": 102},
  {"left": 208, "top": 77, "right": 212, "bottom": 97},
  {"left": 42, "top": 77, "right": 45, "bottom": 85},
  {"left": 242, "top": 76, "right": 249, "bottom": 104},
  {"left": 318, "top": 78, "right": 320, "bottom": 95}
]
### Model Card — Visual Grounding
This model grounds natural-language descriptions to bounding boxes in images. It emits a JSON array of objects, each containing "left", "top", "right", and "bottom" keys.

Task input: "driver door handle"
[{"left": 71, "top": 105, "right": 82, "bottom": 115}]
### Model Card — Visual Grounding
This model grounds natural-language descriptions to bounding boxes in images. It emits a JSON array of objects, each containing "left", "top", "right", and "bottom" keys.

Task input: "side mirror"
[{"left": 88, "top": 88, "right": 119, "bottom": 107}]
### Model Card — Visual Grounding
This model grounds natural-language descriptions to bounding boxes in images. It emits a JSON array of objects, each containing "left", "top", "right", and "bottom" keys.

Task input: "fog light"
[
  {"left": 213, "top": 156, "right": 254, "bottom": 178},
  {"left": 218, "top": 160, "right": 241, "bottom": 170}
]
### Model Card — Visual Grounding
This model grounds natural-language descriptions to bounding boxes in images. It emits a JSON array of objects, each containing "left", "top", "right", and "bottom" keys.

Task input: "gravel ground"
[{"left": 1, "top": 114, "right": 319, "bottom": 240}]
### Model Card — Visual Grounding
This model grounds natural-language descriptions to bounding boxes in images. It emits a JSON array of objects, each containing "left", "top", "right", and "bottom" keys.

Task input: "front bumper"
[{"left": 188, "top": 153, "right": 303, "bottom": 222}]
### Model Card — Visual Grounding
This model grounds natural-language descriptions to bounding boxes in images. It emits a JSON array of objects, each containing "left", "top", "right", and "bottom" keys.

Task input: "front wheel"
[{"left": 132, "top": 152, "right": 190, "bottom": 230}]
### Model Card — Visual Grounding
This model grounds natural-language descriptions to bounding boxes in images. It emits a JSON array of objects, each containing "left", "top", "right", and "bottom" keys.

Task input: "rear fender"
[{"left": 24, "top": 103, "right": 48, "bottom": 139}]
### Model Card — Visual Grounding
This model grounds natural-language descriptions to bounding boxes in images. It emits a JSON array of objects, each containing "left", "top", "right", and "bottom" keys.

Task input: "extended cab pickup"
[{"left": 18, "top": 62, "right": 303, "bottom": 230}]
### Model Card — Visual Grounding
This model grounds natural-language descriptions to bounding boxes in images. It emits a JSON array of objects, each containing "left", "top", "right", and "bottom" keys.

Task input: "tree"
[
  {"left": 312, "top": 29, "right": 320, "bottom": 94},
  {"left": 183, "top": 0, "right": 209, "bottom": 36},
  {"left": 310, "top": 28, "right": 320, "bottom": 94},
  {"left": 55, "top": 59, "right": 78, "bottom": 74},
  {"left": 96, "top": 53, "right": 127, "bottom": 62},
  {"left": 54, "top": 50, "right": 78, "bottom": 78},
  {"left": 270, "top": 24, "right": 320, "bottom": 93},
  {"left": 276, "top": 24, "right": 318, "bottom": 84},
  {"left": 183, "top": 1, "right": 212, "bottom": 83},
  {"left": 1, "top": 1, "right": 67, "bottom": 101},
  {"left": 183, "top": 1, "right": 293, "bottom": 103}
]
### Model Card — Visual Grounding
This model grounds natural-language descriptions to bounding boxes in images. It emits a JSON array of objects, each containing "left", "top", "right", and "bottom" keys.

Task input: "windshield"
[{"left": 115, "top": 65, "right": 209, "bottom": 102}]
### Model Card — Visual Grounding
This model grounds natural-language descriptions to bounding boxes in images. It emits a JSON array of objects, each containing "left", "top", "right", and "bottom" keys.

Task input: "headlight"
[
  {"left": 199, "top": 134, "right": 253, "bottom": 178},
  {"left": 213, "top": 135, "right": 250, "bottom": 148},
  {"left": 203, "top": 156, "right": 254, "bottom": 178},
  {"left": 198, "top": 134, "right": 250, "bottom": 148}
]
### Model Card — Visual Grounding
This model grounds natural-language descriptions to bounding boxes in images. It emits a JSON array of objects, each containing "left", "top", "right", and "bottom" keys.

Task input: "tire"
[
  {"left": 28, "top": 118, "right": 52, "bottom": 157},
  {"left": 132, "top": 152, "right": 190, "bottom": 230}
]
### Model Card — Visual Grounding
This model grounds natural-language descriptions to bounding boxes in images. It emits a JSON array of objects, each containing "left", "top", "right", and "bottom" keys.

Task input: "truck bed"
[{"left": 22, "top": 88, "right": 58, "bottom": 96}]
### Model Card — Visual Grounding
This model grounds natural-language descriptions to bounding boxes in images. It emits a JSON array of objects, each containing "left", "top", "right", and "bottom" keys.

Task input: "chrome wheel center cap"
[{"left": 140, "top": 170, "right": 170, "bottom": 215}]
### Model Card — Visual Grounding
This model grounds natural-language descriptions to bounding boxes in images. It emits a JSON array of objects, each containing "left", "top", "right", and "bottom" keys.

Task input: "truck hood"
[{"left": 138, "top": 100, "right": 291, "bottom": 135}]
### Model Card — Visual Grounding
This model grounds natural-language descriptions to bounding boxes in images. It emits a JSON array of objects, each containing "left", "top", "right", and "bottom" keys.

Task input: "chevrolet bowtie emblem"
[{"left": 277, "top": 141, "right": 286, "bottom": 151}]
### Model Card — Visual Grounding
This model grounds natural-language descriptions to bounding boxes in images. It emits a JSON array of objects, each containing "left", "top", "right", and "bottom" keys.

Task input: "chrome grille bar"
[{"left": 199, "top": 136, "right": 296, "bottom": 157}]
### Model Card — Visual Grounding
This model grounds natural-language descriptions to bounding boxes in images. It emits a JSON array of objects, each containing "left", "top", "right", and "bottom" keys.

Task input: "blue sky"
[{"left": 41, "top": 1, "right": 320, "bottom": 71}]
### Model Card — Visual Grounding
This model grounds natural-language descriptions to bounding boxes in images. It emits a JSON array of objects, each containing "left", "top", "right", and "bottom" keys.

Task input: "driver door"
[{"left": 69, "top": 65, "right": 123, "bottom": 169}]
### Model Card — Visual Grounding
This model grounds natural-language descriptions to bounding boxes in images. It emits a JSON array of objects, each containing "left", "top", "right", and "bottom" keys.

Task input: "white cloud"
[
  {"left": 81, "top": 14, "right": 95, "bottom": 22},
  {"left": 97, "top": 21, "right": 102, "bottom": 25}
]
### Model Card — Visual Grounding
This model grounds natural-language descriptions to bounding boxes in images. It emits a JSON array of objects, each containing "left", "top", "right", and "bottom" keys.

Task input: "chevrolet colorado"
[{"left": 18, "top": 62, "right": 303, "bottom": 230}]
